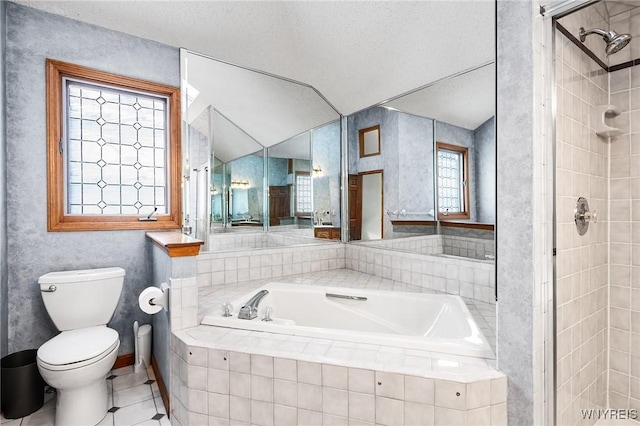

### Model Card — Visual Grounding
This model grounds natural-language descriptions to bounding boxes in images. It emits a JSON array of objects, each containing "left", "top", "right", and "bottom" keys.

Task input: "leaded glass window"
[
  {"left": 437, "top": 145, "right": 467, "bottom": 216},
  {"left": 296, "top": 172, "right": 312, "bottom": 215},
  {"left": 64, "top": 80, "right": 168, "bottom": 215}
]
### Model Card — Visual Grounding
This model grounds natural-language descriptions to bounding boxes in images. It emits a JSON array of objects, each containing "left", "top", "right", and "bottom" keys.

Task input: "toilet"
[{"left": 36, "top": 267, "right": 125, "bottom": 426}]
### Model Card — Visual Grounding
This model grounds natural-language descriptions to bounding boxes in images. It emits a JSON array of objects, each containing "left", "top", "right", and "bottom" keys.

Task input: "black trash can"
[{"left": 1, "top": 349, "right": 45, "bottom": 419}]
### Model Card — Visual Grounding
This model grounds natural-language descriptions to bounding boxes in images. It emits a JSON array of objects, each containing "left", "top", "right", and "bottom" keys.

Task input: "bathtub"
[{"left": 201, "top": 282, "right": 494, "bottom": 358}]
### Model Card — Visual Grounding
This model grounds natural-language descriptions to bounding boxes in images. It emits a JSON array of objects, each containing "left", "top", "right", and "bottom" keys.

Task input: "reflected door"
[
  {"left": 361, "top": 172, "right": 383, "bottom": 240},
  {"left": 348, "top": 174, "right": 362, "bottom": 240},
  {"left": 269, "top": 186, "right": 290, "bottom": 226}
]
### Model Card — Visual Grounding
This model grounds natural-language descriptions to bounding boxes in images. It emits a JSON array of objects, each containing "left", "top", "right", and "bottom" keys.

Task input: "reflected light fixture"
[
  {"left": 231, "top": 180, "right": 250, "bottom": 187},
  {"left": 313, "top": 165, "right": 322, "bottom": 175}
]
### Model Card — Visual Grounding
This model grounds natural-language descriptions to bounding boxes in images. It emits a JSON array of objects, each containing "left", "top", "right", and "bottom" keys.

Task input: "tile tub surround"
[
  {"left": 354, "top": 234, "right": 443, "bottom": 256},
  {"left": 442, "top": 235, "right": 495, "bottom": 260},
  {"left": 197, "top": 242, "right": 346, "bottom": 288},
  {"left": 346, "top": 243, "right": 495, "bottom": 304},
  {"left": 206, "top": 231, "right": 323, "bottom": 252},
  {"left": 169, "top": 329, "right": 507, "bottom": 426},
  {"left": 359, "top": 233, "right": 495, "bottom": 261}
]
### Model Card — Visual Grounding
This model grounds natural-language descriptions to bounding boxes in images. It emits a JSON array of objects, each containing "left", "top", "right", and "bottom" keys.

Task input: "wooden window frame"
[
  {"left": 294, "top": 171, "right": 312, "bottom": 217},
  {"left": 359, "top": 125, "right": 381, "bottom": 158},
  {"left": 46, "top": 59, "right": 182, "bottom": 231},
  {"left": 436, "top": 142, "right": 470, "bottom": 220}
]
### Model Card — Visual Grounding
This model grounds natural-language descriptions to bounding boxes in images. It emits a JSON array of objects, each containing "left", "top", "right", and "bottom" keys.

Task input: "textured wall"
[
  {"left": 398, "top": 113, "right": 435, "bottom": 218},
  {"left": 267, "top": 157, "right": 288, "bottom": 187},
  {"left": 496, "top": 0, "right": 535, "bottom": 423},
  {"left": 0, "top": 0, "right": 8, "bottom": 357},
  {"left": 474, "top": 118, "right": 496, "bottom": 224},
  {"left": 347, "top": 107, "right": 399, "bottom": 238},
  {"left": 5, "top": 3, "right": 179, "bottom": 355}
]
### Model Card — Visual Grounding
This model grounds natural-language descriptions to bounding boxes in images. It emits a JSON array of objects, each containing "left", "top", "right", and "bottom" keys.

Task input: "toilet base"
[{"left": 55, "top": 377, "right": 108, "bottom": 425}]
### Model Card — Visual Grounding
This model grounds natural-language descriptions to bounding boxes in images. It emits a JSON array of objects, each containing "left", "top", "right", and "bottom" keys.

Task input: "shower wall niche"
[{"left": 555, "top": 2, "right": 640, "bottom": 424}]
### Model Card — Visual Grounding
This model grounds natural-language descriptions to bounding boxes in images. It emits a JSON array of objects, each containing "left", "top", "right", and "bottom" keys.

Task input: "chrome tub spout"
[{"left": 238, "top": 289, "right": 269, "bottom": 320}]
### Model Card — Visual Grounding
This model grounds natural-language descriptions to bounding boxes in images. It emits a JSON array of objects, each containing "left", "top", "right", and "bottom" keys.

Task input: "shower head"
[{"left": 579, "top": 27, "right": 632, "bottom": 56}]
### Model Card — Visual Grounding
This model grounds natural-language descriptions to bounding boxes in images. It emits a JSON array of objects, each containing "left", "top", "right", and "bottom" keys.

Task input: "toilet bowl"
[
  {"left": 36, "top": 267, "right": 125, "bottom": 426},
  {"left": 37, "top": 327, "right": 119, "bottom": 425}
]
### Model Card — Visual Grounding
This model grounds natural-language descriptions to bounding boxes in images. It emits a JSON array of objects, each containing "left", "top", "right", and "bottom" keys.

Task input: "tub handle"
[{"left": 326, "top": 293, "right": 367, "bottom": 301}]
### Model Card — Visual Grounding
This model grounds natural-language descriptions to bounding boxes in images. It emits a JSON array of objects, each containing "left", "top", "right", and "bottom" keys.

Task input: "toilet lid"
[{"left": 37, "top": 326, "right": 119, "bottom": 366}]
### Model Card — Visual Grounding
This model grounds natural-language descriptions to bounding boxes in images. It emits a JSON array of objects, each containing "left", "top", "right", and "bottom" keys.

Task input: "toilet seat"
[{"left": 37, "top": 326, "right": 119, "bottom": 371}]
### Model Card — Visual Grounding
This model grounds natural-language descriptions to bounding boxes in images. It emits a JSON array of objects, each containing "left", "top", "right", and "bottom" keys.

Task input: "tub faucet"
[{"left": 238, "top": 290, "right": 269, "bottom": 320}]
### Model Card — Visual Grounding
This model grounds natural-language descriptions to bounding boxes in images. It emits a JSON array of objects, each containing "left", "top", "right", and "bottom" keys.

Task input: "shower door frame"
[{"left": 541, "top": 1, "right": 601, "bottom": 425}]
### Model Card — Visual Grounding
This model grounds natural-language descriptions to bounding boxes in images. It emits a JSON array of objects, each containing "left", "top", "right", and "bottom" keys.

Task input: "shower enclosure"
[{"left": 548, "top": 1, "right": 639, "bottom": 424}]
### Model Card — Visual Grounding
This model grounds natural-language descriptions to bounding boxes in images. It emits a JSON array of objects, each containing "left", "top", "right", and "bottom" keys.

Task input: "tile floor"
[{"left": 0, "top": 365, "right": 168, "bottom": 426}]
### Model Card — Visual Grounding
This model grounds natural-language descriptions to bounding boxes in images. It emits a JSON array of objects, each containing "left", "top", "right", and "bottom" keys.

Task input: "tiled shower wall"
[
  {"left": 555, "top": 31, "right": 609, "bottom": 425},
  {"left": 607, "top": 65, "right": 640, "bottom": 414}
]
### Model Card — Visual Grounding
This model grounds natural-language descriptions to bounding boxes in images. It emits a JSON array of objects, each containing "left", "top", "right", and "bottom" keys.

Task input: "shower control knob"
[
  {"left": 584, "top": 210, "right": 597, "bottom": 223},
  {"left": 574, "top": 197, "right": 596, "bottom": 235}
]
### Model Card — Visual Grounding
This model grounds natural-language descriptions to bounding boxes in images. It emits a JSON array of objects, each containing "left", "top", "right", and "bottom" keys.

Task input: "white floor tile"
[
  {"left": 153, "top": 397, "right": 166, "bottom": 414},
  {"left": 113, "top": 399, "right": 157, "bottom": 426},
  {"left": 112, "top": 365, "right": 135, "bottom": 376},
  {"left": 112, "top": 371, "right": 150, "bottom": 392},
  {"left": 21, "top": 409, "right": 55, "bottom": 426},
  {"left": 97, "top": 412, "right": 115, "bottom": 426},
  {"left": 129, "top": 420, "right": 160, "bottom": 426},
  {"left": 113, "top": 384, "right": 154, "bottom": 408}
]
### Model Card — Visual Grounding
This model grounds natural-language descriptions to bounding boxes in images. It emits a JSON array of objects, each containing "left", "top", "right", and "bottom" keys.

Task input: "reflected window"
[
  {"left": 46, "top": 59, "right": 181, "bottom": 231},
  {"left": 359, "top": 125, "right": 381, "bottom": 157},
  {"left": 295, "top": 172, "right": 312, "bottom": 215},
  {"left": 436, "top": 142, "right": 469, "bottom": 219}
]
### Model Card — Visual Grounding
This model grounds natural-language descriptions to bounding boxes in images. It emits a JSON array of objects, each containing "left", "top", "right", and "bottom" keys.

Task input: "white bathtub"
[{"left": 201, "top": 283, "right": 494, "bottom": 358}]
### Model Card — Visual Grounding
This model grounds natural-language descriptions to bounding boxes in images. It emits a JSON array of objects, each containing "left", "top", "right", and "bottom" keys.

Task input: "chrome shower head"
[{"left": 579, "top": 27, "right": 632, "bottom": 56}]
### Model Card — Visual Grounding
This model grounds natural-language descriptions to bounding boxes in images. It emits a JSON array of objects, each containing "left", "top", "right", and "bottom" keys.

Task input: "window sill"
[{"left": 146, "top": 231, "right": 204, "bottom": 257}]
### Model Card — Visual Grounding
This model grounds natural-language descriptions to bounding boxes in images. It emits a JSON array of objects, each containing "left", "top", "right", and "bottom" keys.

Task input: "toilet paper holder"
[{"left": 148, "top": 282, "right": 170, "bottom": 311}]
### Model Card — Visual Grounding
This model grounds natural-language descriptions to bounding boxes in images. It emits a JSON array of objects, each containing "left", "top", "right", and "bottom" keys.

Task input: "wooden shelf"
[
  {"left": 146, "top": 231, "right": 204, "bottom": 257},
  {"left": 314, "top": 227, "right": 341, "bottom": 240}
]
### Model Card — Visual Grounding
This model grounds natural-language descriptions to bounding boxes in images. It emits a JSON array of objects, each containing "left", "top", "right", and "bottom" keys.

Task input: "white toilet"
[{"left": 36, "top": 267, "right": 125, "bottom": 426}]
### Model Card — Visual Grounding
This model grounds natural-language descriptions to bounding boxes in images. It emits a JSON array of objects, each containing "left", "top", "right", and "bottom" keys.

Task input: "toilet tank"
[{"left": 38, "top": 267, "right": 125, "bottom": 331}]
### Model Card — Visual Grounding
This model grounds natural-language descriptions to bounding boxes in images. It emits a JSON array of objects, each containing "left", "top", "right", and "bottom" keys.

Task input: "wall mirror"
[
  {"left": 181, "top": 50, "right": 341, "bottom": 247},
  {"left": 347, "top": 62, "right": 495, "bottom": 244},
  {"left": 267, "top": 133, "right": 311, "bottom": 228}
]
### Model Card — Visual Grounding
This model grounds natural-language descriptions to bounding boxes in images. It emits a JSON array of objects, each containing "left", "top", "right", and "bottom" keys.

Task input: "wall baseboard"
[
  {"left": 113, "top": 353, "right": 134, "bottom": 370},
  {"left": 152, "top": 355, "right": 170, "bottom": 418}
]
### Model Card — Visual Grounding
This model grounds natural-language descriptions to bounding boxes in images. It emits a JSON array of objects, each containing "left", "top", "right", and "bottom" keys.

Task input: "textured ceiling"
[
  {"left": 383, "top": 63, "right": 495, "bottom": 130},
  {"left": 14, "top": 0, "right": 495, "bottom": 116}
]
